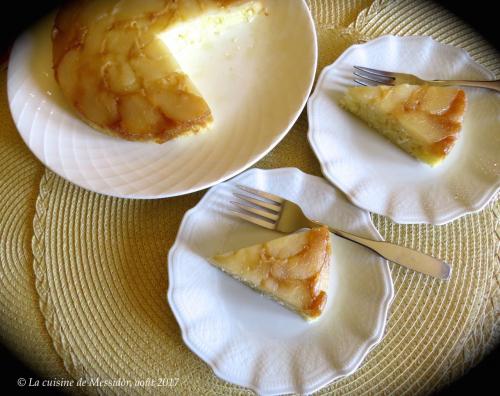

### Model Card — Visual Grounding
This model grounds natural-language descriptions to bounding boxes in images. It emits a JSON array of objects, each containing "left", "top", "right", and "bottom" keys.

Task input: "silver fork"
[
  {"left": 353, "top": 65, "right": 500, "bottom": 92},
  {"left": 231, "top": 185, "right": 451, "bottom": 280}
]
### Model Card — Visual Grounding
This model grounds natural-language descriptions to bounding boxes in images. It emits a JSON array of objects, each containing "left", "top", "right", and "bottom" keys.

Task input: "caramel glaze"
[
  {"left": 258, "top": 227, "right": 331, "bottom": 319},
  {"left": 428, "top": 89, "right": 466, "bottom": 156},
  {"left": 401, "top": 87, "right": 466, "bottom": 156}
]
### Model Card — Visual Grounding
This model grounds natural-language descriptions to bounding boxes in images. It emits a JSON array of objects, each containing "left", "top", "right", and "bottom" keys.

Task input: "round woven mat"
[
  {"left": 0, "top": 0, "right": 499, "bottom": 395},
  {"left": 0, "top": 66, "right": 66, "bottom": 379}
]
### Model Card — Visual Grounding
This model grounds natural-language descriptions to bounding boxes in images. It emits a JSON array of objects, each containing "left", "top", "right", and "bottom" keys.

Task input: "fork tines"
[
  {"left": 229, "top": 185, "right": 283, "bottom": 230},
  {"left": 353, "top": 65, "right": 395, "bottom": 86},
  {"left": 236, "top": 185, "right": 284, "bottom": 205}
]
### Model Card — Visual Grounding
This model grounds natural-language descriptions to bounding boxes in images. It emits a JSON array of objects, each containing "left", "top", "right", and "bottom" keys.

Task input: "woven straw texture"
[{"left": 0, "top": 0, "right": 498, "bottom": 395}]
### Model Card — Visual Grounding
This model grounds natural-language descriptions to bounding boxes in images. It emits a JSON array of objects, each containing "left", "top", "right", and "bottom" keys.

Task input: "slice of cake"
[
  {"left": 210, "top": 227, "right": 332, "bottom": 321},
  {"left": 340, "top": 84, "right": 467, "bottom": 166},
  {"left": 52, "top": 0, "right": 263, "bottom": 143}
]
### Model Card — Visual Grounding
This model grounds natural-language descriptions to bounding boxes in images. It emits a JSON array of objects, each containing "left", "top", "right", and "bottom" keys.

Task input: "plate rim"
[
  {"left": 7, "top": 0, "right": 318, "bottom": 199},
  {"left": 167, "top": 167, "right": 394, "bottom": 395},
  {"left": 307, "top": 34, "right": 500, "bottom": 225}
]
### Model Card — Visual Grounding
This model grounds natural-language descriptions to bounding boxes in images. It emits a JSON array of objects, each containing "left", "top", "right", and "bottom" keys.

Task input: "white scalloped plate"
[
  {"left": 308, "top": 35, "right": 500, "bottom": 225},
  {"left": 167, "top": 168, "right": 393, "bottom": 395},
  {"left": 7, "top": 0, "right": 316, "bottom": 198}
]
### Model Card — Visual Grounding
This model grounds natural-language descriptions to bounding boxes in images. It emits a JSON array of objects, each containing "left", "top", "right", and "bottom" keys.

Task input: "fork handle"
[
  {"left": 328, "top": 228, "right": 451, "bottom": 280},
  {"left": 432, "top": 79, "right": 500, "bottom": 92}
]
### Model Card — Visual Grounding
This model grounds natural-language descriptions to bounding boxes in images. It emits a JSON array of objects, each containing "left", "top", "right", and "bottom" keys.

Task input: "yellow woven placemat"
[
  {"left": 0, "top": 66, "right": 67, "bottom": 380},
  {"left": 0, "top": 0, "right": 498, "bottom": 395}
]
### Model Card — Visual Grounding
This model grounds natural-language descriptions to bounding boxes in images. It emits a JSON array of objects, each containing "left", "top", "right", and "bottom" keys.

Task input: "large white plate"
[
  {"left": 308, "top": 35, "right": 500, "bottom": 225},
  {"left": 167, "top": 167, "right": 393, "bottom": 395},
  {"left": 7, "top": 0, "right": 317, "bottom": 198}
]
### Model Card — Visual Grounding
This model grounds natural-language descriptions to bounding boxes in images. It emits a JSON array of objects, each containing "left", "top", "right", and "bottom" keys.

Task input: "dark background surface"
[
  {"left": 2, "top": 0, "right": 498, "bottom": 53},
  {"left": 1, "top": 0, "right": 498, "bottom": 394}
]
